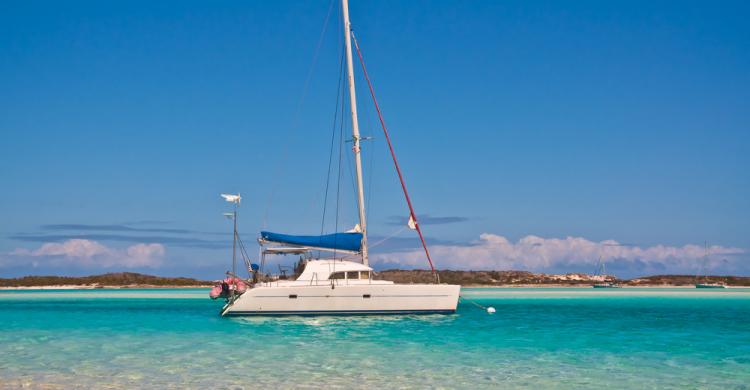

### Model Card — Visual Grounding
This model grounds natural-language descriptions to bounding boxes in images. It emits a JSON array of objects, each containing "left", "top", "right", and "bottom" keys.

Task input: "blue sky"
[{"left": 1, "top": 0, "right": 748, "bottom": 279}]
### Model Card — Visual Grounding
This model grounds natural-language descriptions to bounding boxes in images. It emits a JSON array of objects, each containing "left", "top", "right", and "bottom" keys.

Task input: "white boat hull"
[{"left": 221, "top": 283, "right": 461, "bottom": 316}]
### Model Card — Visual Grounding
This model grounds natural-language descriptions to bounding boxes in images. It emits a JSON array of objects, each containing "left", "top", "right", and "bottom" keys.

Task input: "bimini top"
[{"left": 260, "top": 231, "right": 363, "bottom": 253}]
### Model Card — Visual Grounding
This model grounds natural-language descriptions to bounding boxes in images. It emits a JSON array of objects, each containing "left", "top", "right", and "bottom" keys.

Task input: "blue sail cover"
[{"left": 260, "top": 231, "right": 363, "bottom": 253}]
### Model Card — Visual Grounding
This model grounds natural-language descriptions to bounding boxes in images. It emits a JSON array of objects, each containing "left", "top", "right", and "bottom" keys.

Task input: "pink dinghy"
[{"left": 209, "top": 277, "right": 248, "bottom": 300}]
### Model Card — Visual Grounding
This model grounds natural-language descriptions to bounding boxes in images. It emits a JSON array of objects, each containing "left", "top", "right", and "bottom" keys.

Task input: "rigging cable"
[
  {"left": 367, "top": 225, "right": 408, "bottom": 250},
  {"left": 320, "top": 46, "right": 346, "bottom": 235},
  {"left": 333, "top": 61, "right": 346, "bottom": 260},
  {"left": 359, "top": 65, "right": 377, "bottom": 226},
  {"left": 261, "top": 0, "right": 336, "bottom": 230},
  {"left": 350, "top": 31, "right": 438, "bottom": 278},
  {"left": 236, "top": 233, "right": 253, "bottom": 276}
]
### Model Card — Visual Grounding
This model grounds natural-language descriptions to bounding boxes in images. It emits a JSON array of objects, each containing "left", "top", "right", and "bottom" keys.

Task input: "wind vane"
[{"left": 221, "top": 193, "right": 241, "bottom": 205}]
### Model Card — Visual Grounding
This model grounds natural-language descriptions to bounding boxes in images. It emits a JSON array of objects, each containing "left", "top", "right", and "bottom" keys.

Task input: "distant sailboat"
[
  {"left": 592, "top": 256, "right": 621, "bottom": 288},
  {"left": 695, "top": 242, "right": 726, "bottom": 289}
]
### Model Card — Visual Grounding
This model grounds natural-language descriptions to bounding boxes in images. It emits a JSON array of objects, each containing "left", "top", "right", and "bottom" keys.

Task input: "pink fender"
[{"left": 209, "top": 284, "right": 223, "bottom": 299}]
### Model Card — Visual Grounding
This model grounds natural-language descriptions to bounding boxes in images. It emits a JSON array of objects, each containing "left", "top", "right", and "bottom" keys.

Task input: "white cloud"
[
  {"left": 4, "top": 239, "right": 165, "bottom": 269},
  {"left": 372, "top": 233, "right": 745, "bottom": 274}
]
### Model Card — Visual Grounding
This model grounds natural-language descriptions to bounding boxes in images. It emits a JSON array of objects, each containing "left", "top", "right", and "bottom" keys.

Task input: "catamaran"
[{"left": 210, "top": 0, "right": 460, "bottom": 316}]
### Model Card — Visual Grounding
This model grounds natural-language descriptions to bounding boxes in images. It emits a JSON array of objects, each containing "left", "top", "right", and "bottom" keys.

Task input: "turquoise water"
[{"left": 1, "top": 288, "right": 749, "bottom": 389}]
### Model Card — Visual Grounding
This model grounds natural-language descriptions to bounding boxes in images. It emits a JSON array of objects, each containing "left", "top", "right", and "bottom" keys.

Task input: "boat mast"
[{"left": 342, "top": 0, "right": 369, "bottom": 266}]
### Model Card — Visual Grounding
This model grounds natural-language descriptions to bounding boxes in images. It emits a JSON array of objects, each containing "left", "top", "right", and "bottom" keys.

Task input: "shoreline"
[
  {"left": 1, "top": 284, "right": 746, "bottom": 290},
  {"left": 0, "top": 285, "right": 215, "bottom": 290},
  {"left": 4, "top": 272, "right": 747, "bottom": 289},
  {"left": 462, "top": 284, "right": 704, "bottom": 288}
]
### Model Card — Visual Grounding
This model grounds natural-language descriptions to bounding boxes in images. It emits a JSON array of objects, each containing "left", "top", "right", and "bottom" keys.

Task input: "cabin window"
[
  {"left": 359, "top": 271, "right": 370, "bottom": 280},
  {"left": 330, "top": 272, "right": 345, "bottom": 280},
  {"left": 363, "top": 294, "right": 371, "bottom": 298},
  {"left": 346, "top": 271, "right": 359, "bottom": 280},
  {"left": 288, "top": 294, "right": 298, "bottom": 299}
]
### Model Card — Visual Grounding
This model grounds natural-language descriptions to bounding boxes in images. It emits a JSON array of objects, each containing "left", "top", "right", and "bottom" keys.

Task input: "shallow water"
[{"left": 1, "top": 288, "right": 749, "bottom": 389}]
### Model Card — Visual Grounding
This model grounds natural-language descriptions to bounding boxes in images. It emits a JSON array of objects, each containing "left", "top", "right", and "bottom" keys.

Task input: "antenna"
[{"left": 221, "top": 193, "right": 241, "bottom": 280}]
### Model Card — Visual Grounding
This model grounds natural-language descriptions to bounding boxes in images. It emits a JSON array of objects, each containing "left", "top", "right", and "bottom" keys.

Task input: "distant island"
[
  {"left": 1, "top": 270, "right": 749, "bottom": 288},
  {"left": 378, "top": 270, "right": 750, "bottom": 287},
  {"left": 0, "top": 272, "right": 212, "bottom": 289}
]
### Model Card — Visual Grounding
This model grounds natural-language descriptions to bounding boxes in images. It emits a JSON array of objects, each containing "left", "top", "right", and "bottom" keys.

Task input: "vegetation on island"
[
  {"left": 627, "top": 274, "right": 750, "bottom": 286},
  {"left": 1, "top": 270, "right": 748, "bottom": 287},
  {"left": 376, "top": 270, "right": 750, "bottom": 286},
  {"left": 0, "top": 272, "right": 211, "bottom": 287}
]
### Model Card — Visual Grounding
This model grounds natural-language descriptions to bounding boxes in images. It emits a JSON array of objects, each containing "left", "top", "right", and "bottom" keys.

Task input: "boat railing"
[{"left": 258, "top": 278, "right": 382, "bottom": 288}]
